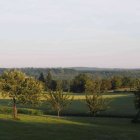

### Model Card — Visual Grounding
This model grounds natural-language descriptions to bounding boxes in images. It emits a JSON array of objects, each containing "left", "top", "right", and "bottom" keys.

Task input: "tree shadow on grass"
[
  {"left": 0, "top": 115, "right": 140, "bottom": 140},
  {"left": 0, "top": 95, "right": 138, "bottom": 118},
  {"left": 0, "top": 116, "right": 94, "bottom": 140}
]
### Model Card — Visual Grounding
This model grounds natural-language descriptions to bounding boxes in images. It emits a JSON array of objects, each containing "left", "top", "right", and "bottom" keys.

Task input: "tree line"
[
  {"left": 38, "top": 71, "right": 140, "bottom": 93},
  {"left": 0, "top": 68, "right": 140, "bottom": 80},
  {"left": 0, "top": 70, "right": 140, "bottom": 123}
]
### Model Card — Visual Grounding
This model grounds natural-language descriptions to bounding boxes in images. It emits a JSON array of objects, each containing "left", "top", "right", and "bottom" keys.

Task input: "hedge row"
[{"left": 0, "top": 106, "right": 43, "bottom": 116}]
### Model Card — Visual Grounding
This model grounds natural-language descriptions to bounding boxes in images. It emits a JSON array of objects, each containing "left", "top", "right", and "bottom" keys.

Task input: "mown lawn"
[
  {"left": 0, "top": 114, "right": 140, "bottom": 140},
  {"left": 64, "top": 93, "right": 136, "bottom": 117},
  {"left": 0, "top": 93, "right": 137, "bottom": 117},
  {"left": 32, "top": 93, "right": 137, "bottom": 117}
]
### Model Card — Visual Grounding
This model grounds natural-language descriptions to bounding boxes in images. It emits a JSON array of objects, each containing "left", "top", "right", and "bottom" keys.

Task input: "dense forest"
[
  {"left": 0, "top": 67, "right": 140, "bottom": 80},
  {"left": 0, "top": 68, "right": 139, "bottom": 93}
]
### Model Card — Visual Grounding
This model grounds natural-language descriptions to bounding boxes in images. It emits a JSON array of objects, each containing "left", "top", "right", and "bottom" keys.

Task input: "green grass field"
[
  {"left": 64, "top": 93, "right": 137, "bottom": 117},
  {"left": 0, "top": 93, "right": 137, "bottom": 117},
  {"left": 0, "top": 93, "right": 140, "bottom": 140},
  {"left": 0, "top": 114, "right": 140, "bottom": 140}
]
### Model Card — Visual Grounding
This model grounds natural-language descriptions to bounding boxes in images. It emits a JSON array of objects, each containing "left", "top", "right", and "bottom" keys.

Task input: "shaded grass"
[
  {"left": 39, "top": 93, "right": 137, "bottom": 117},
  {"left": 0, "top": 114, "right": 140, "bottom": 140}
]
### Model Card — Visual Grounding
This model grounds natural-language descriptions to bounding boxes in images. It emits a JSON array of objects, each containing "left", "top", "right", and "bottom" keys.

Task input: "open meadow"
[
  {"left": 0, "top": 92, "right": 140, "bottom": 140},
  {"left": 0, "top": 114, "right": 140, "bottom": 140},
  {"left": 0, "top": 92, "right": 137, "bottom": 117}
]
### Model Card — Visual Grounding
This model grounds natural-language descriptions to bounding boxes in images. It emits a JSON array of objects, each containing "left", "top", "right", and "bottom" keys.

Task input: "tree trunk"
[
  {"left": 57, "top": 110, "right": 60, "bottom": 118},
  {"left": 13, "top": 98, "right": 17, "bottom": 119}
]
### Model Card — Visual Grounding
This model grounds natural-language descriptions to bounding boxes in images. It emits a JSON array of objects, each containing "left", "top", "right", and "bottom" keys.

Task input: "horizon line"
[{"left": 0, "top": 66, "right": 140, "bottom": 70}]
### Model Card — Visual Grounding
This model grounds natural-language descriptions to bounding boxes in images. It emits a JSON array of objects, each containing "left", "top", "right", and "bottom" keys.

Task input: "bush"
[
  {"left": 0, "top": 106, "right": 12, "bottom": 114},
  {"left": 0, "top": 106, "right": 43, "bottom": 116},
  {"left": 18, "top": 108, "right": 43, "bottom": 115}
]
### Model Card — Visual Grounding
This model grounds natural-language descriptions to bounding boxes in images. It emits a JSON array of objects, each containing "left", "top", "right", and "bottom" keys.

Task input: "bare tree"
[
  {"left": 85, "top": 79, "right": 109, "bottom": 117},
  {"left": 46, "top": 89, "right": 73, "bottom": 117}
]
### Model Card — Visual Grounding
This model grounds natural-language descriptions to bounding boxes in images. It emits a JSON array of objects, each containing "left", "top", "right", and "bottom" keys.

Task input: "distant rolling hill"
[
  {"left": 0, "top": 67, "right": 140, "bottom": 79},
  {"left": 70, "top": 67, "right": 140, "bottom": 71}
]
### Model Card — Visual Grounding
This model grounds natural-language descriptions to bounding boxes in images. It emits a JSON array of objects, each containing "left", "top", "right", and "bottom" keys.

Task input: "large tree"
[
  {"left": 0, "top": 70, "right": 43, "bottom": 119},
  {"left": 70, "top": 74, "right": 89, "bottom": 93},
  {"left": 46, "top": 70, "right": 53, "bottom": 90}
]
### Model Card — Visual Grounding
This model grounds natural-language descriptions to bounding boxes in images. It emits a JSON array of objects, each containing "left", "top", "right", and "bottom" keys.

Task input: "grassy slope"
[{"left": 0, "top": 114, "right": 140, "bottom": 140}]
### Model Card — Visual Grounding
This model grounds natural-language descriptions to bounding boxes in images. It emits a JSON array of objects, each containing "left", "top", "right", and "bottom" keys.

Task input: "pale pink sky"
[{"left": 0, "top": 0, "right": 140, "bottom": 68}]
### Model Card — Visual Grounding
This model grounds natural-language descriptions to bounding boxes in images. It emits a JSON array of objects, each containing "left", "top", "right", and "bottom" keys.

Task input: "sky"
[{"left": 0, "top": 0, "right": 140, "bottom": 68}]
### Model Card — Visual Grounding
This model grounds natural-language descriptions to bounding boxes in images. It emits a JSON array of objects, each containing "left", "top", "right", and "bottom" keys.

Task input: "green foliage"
[
  {"left": 122, "top": 77, "right": 131, "bottom": 88},
  {"left": 100, "top": 79, "right": 112, "bottom": 92},
  {"left": 62, "top": 80, "right": 70, "bottom": 92},
  {"left": 46, "top": 70, "right": 53, "bottom": 90},
  {"left": 0, "top": 106, "right": 43, "bottom": 115},
  {"left": 0, "top": 68, "right": 140, "bottom": 80},
  {"left": 0, "top": 70, "right": 43, "bottom": 105},
  {"left": 17, "top": 77, "right": 43, "bottom": 106},
  {"left": 0, "top": 68, "right": 140, "bottom": 94},
  {"left": 111, "top": 76, "right": 122, "bottom": 90},
  {"left": 38, "top": 72, "right": 45, "bottom": 83},
  {"left": 0, "top": 106, "right": 12, "bottom": 114},
  {"left": 0, "top": 70, "right": 44, "bottom": 119},
  {"left": 50, "top": 80, "right": 57, "bottom": 91},
  {"left": 18, "top": 108, "right": 43, "bottom": 116},
  {"left": 70, "top": 74, "right": 89, "bottom": 93}
]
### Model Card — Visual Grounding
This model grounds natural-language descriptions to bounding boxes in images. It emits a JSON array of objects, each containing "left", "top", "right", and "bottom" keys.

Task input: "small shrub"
[
  {"left": 18, "top": 108, "right": 43, "bottom": 115},
  {"left": 0, "top": 106, "right": 43, "bottom": 116},
  {"left": 0, "top": 106, "right": 12, "bottom": 114}
]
